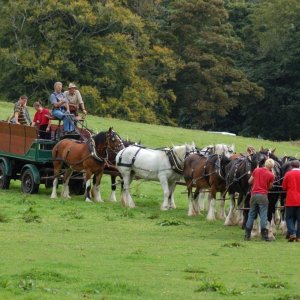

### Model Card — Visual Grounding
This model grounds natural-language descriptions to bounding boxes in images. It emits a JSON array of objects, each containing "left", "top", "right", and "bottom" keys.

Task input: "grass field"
[{"left": 1, "top": 101, "right": 300, "bottom": 299}]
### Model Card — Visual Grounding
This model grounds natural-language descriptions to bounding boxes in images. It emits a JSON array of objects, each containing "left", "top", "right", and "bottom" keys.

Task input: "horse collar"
[
  {"left": 88, "top": 138, "right": 105, "bottom": 163},
  {"left": 166, "top": 149, "right": 183, "bottom": 174}
]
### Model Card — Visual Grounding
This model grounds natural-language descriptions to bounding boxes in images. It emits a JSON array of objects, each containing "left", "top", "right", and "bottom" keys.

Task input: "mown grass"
[
  {"left": 1, "top": 100, "right": 300, "bottom": 299},
  {"left": 1, "top": 181, "right": 300, "bottom": 300}
]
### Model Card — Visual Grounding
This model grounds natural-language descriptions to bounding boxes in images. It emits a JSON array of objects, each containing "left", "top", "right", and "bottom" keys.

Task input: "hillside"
[{"left": 1, "top": 100, "right": 299, "bottom": 157}]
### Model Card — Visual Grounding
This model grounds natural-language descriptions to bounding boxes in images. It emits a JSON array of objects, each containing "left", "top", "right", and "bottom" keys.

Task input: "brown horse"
[
  {"left": 183, "top": 153, "right": 231, "bottom": 220},
  {"left": 50, "top": 127, "right": 124, "bottom": 202}
]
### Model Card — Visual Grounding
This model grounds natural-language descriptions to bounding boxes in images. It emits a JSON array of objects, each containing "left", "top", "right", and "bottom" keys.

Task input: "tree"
[
  {"left": 163, "top": 0, "right": 263, "bottom": 129},
  {"left": 226, "top": 0, "right": 300, "bottom": 139},
  {"left": 0, "top": 0, "right": 178, "bottom": 124}
]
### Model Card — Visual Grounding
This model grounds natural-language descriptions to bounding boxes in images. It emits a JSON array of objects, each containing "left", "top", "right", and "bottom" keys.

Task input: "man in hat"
[{"left": 64, "top": 83, "right": 87, "bottom": 115}]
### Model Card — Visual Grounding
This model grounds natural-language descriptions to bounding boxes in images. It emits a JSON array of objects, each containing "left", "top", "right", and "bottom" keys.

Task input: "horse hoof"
[
  {"left": 85, "top": 198, "right": 93, "bottom": 203},
  {"left": 160, "top": 206, "right": 169, "bottom": 211},
  {"left": 95, "top": 199, "right": 104, "bottom": 203}
]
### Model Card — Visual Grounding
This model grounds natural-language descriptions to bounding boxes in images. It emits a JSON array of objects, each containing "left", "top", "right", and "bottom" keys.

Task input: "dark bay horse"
[
  {"left": 183, "top": 153, "right": 231, "bottom": 220},
  {"left": 51, "top": 128, "right": 124, "bottom": 202},
  {"left": 224, "top": 148, "right": 267, "bottom": 227}
]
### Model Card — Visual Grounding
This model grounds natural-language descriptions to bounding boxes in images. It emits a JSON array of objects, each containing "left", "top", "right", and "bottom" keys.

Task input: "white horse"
[{"left": 116, "top": 143, "right": 195, "bottom": 210}]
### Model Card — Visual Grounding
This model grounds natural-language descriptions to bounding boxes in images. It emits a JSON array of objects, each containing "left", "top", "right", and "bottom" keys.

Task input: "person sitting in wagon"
[
  {"left": 31, "top": 101, "right": 51, "bottom": 139},
  {"left": 64, "top": 82, "right": 87, "bottom": 116},
  {"left": 50, "top": 81, "right": 75, "bottom": 134},
  {"left": 9, "top": 95, "right": 31, "bottom": 125}
]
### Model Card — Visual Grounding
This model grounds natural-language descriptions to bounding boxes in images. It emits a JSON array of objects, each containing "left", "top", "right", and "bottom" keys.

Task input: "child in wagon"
[{"left": 31, "top": 101, "right": 51, "bottom": 140}]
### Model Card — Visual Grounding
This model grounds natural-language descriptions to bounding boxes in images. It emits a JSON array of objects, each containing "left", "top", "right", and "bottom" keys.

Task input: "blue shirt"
[{"left": 50, "top": 92, "right": 67, "bottom": 109}]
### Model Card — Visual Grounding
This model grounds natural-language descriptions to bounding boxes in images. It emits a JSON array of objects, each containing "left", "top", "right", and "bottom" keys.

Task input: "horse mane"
[{"left": 93, "top": 131, "right": 107, "bottom": 146}]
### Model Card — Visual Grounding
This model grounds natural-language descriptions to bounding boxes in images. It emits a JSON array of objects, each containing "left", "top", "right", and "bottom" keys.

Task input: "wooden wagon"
[{"left": 0, "top": 121, "right": 85, "bottom": 194}]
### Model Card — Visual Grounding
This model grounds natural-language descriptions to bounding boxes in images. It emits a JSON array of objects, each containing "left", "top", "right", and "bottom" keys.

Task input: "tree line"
[{"left": 0, "top": 0, "right": 299, "bottom": 140}]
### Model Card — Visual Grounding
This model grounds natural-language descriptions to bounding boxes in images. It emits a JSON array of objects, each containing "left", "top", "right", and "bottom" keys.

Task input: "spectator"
[
  {"left": 64, "top": 83, "right": 87, "bottom": 116},
  {"left": 244, "top": 158, "right": 275, "bottom": 241},
  {"left": 9, "top": 95, "right": 31, "bottom": 125},
  {"left": 50, "top": 82, "right": 75, "bottom": 134},
  {"left": 31, "top": 101, "right": 51, "bottom": 139},
  {"left": 282, "top": 160, "right": 300, "bottom": 242}
]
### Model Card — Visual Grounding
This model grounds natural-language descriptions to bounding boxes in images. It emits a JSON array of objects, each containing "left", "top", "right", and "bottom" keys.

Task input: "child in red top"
[
  {"left": 282, "top": 160, "right": 300, "bottom": 241},
  {"left": 32, "top": 102, "right": 51, "bottom": 139}
]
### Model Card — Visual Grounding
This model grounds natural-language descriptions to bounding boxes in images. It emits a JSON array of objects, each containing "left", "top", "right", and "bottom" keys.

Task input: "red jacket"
[
  {"left": 251, "top": 167, "right": 274, "bottom": 195},
  {"left": 33, "top": 108, "right": 50, "bottom": 126},
  {"left": 282, "top": 169, "right": 300, "bottom": 206}
]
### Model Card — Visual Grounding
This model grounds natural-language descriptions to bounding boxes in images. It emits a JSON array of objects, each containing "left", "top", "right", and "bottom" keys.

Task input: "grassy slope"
[
  {"left": 0, "top": 101, "right": 300, "bottom": 300},
  {"left": 1, "top": 100, "right": 299, "bottom": 155}
]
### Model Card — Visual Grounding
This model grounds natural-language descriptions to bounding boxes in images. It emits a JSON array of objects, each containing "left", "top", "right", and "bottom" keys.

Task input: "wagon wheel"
[
  {"left": 0, "top": 163, "right": 10, "bottom": 189},
  {"left": 21, "top": 169, "right": 39, "bottom": 194},
  {"left": 69, "top": 178, "right": 85, "bottom": 195}
]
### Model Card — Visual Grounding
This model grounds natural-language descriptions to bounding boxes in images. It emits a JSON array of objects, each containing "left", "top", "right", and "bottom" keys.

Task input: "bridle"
[{"left": 105, "top": 131, "right": 124, "bottom": 154}]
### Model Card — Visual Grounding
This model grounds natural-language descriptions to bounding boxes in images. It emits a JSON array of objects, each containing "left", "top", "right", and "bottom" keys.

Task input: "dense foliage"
[{"left": 0, "top": 0, "right": 299, "bottom": 140}]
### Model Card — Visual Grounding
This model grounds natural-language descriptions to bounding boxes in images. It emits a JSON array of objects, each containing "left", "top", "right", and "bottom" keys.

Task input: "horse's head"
[
  {"left": 106, "top": 127, "right": 124, "bottom": 153},
  {"left": 93, "top": 128, "right": 124, "bottom": 156},
  {"left": 259, "top": 146, "right": 280, "bottom": 163},
  {"left": 199, "top": 145, "right": 215, "bottom": 156},
  {"left": 185, "top": 142, "right": 196, "bottom": 157},
  {"left": 248, "top": 151, "right": 267, "bottom": 171},
  {"left": 215, "top": 144, "right": 235, "bottom": 158},
  {"left": 172, "top": 143, "right": 195, "bottom": 166}
]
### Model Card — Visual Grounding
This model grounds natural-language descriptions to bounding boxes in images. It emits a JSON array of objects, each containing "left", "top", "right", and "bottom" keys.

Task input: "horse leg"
[
  {"left": 198, "top": 190, "right": 205, "bottom": 211},
  {"left": 224, "top": 194, "right": 236, "bottom": 226},
  {"left": 188, "top": 185, "right": 200, "bottom": 216},
  {"left": 159, "top": 176, "right": 170, "bottom": 211},
  {"left": 85, "top": 171, "right": 93, "bottom": 203},
  {"left": 120, "top": 170, "right": 134, "bottom": 208},
  {"left": 51, "top": 178, "right": 59, "bottom": 199},
  {"left": 207, "top": 186, "right": 216, "bottom": 221},
  {"left": 267, "top": 220, "right": 276, "bottom": 241},
  {"left": 238, "top": 193, "right": 248, "bottom": 228},
  {"left": 217, "top": 191, "right": 227, "bottom": 220},
  {"left": 51, "top": 161, "right": 63, "bottom": 199},
  {"left": 92, "top": 172, "right": 104, "bottom": 203},
  {"left": 61, "top": 168, "right": 73, "bottom": 199},
  {"left": 168, "top": 181, "right": 177, "bottom": 209},
  {"left": 279, "top": 193, "right": 287, "bottom": 235},
  {"left": 109, "top": 175, "right": 117, "bottom": 202},
  {"left": 252, "top": 218, "right": 260, "bottom": 238}
]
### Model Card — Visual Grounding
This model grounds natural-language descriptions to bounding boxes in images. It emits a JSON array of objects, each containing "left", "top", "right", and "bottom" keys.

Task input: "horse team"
[{"left": 51, "top": 128, "right": 296, "bottom": 238}]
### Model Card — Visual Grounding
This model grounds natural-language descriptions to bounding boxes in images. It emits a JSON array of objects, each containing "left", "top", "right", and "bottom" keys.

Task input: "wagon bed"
[{"left": 0, "top": 120, "right": 85, "bottom": 194}]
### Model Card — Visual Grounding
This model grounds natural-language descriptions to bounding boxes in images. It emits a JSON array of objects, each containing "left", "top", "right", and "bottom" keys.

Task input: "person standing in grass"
[
  {"left": 282, "top": 160, "right": 300, "bottom": 242},
  {"left": 244, "top": 158, "right": 275, "bottom": 241}
]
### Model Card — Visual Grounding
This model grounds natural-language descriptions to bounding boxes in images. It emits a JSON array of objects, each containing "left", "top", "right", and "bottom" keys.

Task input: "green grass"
[{"left": 1, "top": 100, "right": 300, "bottom": 299}]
